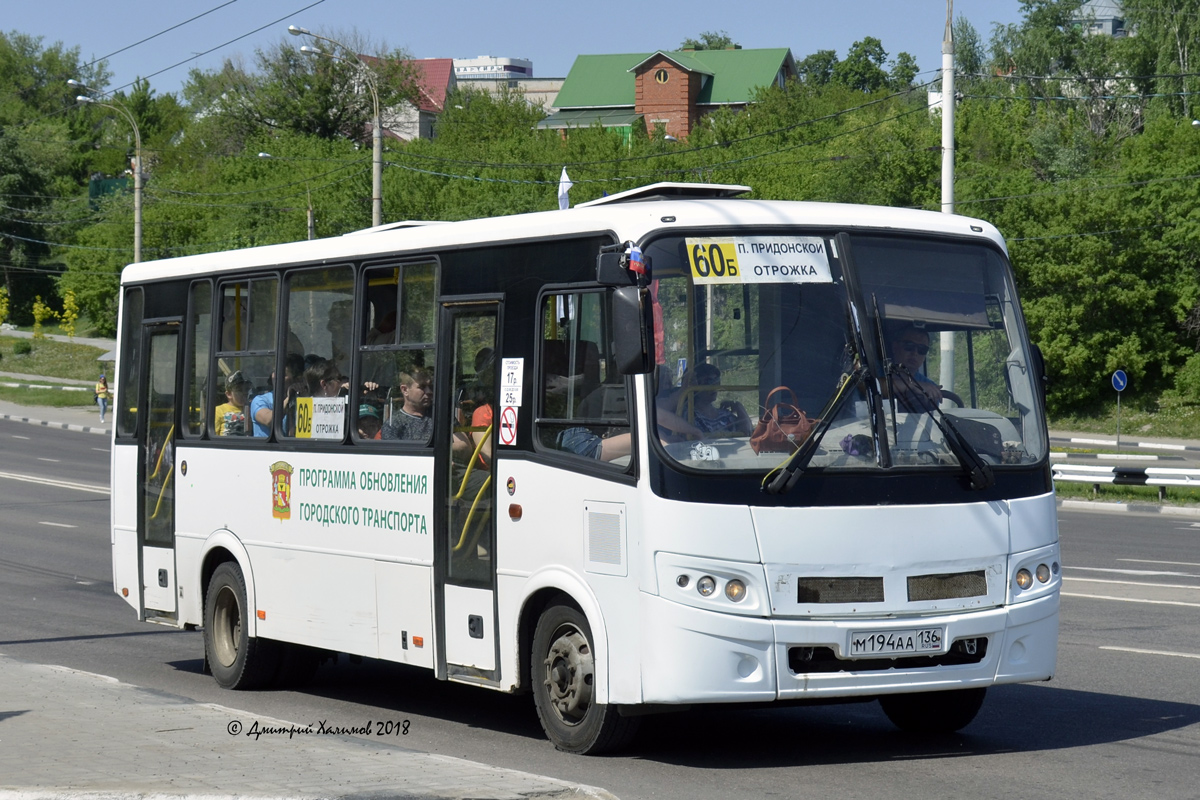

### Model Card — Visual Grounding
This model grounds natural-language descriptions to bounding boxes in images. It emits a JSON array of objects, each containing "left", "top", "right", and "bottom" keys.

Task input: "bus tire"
[
  {"left": 531, "top": 602, "right": 639, "bottom": 754},
  {"left": 879, "top": 687, "right": 987, "bottom": 733},
  {"left": 203, "top": 562, "right": 279, "bottom": 690}
]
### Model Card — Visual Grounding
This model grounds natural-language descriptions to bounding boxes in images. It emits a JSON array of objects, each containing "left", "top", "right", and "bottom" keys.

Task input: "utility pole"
[{"left": 939, "top": 0, "right": 957, "bottom": 395}]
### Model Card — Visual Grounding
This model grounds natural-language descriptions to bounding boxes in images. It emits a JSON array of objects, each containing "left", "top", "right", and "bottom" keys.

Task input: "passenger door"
[
  {"left": 138, "top": 324, "right": 181, "bottom": 615},
  {"left": 434, "top": 301, "right": 501, "bottom": 683}
]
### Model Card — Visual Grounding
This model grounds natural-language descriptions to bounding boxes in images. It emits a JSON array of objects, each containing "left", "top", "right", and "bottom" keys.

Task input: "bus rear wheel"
[
  {"left": 204, "top": 562, "right": 279, "bottom": 690},
  {"left": 879, "top": 687, "right": 987, "bottom": 733},
  {"left": 531, "top": 602, "right": 639, "bottom": 754}
]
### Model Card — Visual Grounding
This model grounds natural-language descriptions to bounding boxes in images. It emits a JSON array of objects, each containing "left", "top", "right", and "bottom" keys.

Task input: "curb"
[
  {"left": 0, "top": 411, "right": 110, "bottom": 436},
  {"left": 0, "top": 382, "right": 91, "bottom": 392},
  {"left": 1050, "top": 435, "right": 1198, "bottom": 453}
]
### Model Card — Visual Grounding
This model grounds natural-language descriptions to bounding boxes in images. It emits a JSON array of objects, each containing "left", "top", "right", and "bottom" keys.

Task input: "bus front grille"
[
  {"left": 907, "top": 571, "right": 988, "bottom": 602},
  {"left": 796, "top": 577, "right": 884, "bottom": 604}
]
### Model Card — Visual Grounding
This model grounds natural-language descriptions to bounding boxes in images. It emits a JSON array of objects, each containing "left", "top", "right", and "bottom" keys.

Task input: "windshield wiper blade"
[
  {"left": 764, "top": 367, "right": 867, "bottom": 495},
  {"left": 890, "top": 367, "right": 995, "bottom": 490}
]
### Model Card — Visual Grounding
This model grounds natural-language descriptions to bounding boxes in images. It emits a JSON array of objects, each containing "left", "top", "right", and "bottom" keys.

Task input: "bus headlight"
[
  {"left": 725, "top": 579, "right": 747, "bottom": 602},
  {"left": 1015, "top": 568, "right": 1033, "bottom": 590},
  {"left": 697, "top": 576, "right": 717, "bottom": 596}
]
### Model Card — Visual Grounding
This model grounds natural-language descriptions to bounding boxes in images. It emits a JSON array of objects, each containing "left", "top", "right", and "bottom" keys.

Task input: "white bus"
[{"left": 110, "top": 183, "right": 1059, "bottom": 753}]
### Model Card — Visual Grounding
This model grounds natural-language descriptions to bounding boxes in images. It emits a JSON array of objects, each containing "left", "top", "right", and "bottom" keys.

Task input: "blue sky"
[{"left": 10, "top": 0, "right": 1026, "bottom": 97}]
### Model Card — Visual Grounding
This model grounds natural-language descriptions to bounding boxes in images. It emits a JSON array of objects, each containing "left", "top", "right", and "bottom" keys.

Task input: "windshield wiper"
[
  {"left": 888, "top": 365, "right": 995, "bottom": 490},
  {"left": 764, "top": 366, "right": 867, "bottom": 495}
]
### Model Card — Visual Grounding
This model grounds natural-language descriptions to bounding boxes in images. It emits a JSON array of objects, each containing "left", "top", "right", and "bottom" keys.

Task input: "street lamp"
[
  {"left": 258, "top": 153, "right": 315, "bottom": 240},
  {"left": 70, "top": 79, "right": 142, "bottom": 263},
  {"left": 288, "top": 25, "right": 383, "bottom": 228}
]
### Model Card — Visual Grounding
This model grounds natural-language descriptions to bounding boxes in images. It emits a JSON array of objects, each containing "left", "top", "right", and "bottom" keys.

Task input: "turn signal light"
[
  {"left": 1036, "top": 564, "right": 1051, "bottom": 583},
  {"left": 725, "top": 579, "right": 747, "bottom": 602},
  {"left": 257, "top": 610, "right": 266, "bottom": 620},
  {"left": 1015, "top": 568, "right": 1033, "bottom": 590},
  {"left": 412, "top": 636, "right": 424, "bottom": 647},
  {"left": 121, "top": 588, "right": 128, "bottom": 597}
]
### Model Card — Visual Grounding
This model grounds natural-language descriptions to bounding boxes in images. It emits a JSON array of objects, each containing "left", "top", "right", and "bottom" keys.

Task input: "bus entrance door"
[
  {"left": 435, "top": 303, "right": 500, "bottom": 683},
  {"left": 138, "top": 326, "right": 181, "bottom": 616}
]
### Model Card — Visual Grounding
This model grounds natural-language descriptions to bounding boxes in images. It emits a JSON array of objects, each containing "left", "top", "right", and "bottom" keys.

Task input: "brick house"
[{"left": 539, "top": 47, "right": 796, "bottom": 141}]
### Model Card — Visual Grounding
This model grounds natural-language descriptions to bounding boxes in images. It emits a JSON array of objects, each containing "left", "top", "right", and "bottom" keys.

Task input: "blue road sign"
[{"left": 1112, "top": 369, "right": 1128, "bottom": 392}]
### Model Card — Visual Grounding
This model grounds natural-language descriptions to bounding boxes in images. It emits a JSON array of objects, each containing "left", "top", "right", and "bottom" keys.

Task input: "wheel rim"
[
  {"left": 212, "top": 584, "right": 241, "bottom": 668},
  {"left": 542, "top": 623, "right": 594, "bottom": 726}
]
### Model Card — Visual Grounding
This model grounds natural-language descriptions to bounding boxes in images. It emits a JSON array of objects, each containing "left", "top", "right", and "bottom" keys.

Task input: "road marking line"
[
  {"left": 11, "top": 435, "right": 29, "bottom": 440},
  {"left": 0, "top": 470, "right": 110, "bottom": 495},
  {"left": 38, "top": 521, "right": 76, "bottom": 529},
  {"left": 37, "top": 458, "right": 60, "bottom": 463},
  {"left": 1063, "top": 592, "right": 1200, "bottom": 608},
  {"left": 1119, "top": 558, "right": 1200, "bottom": 567},
  {"left": 1065, "top": 566, "right": 1200, "bottom": 578},
  {"left": 1064, "top": 577, "right": 1200, "bottom": 591},
  {"left": 1101, "top": 646, "right": 1200, "bottom": 660},
  {"left": 91, "top": 448, "right": 109, "bottom": 453}
]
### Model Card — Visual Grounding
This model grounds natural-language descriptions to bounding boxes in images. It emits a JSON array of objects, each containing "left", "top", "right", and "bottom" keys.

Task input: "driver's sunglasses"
[{"left": 901, "top": 341, "right": 930, "bottom": 356}]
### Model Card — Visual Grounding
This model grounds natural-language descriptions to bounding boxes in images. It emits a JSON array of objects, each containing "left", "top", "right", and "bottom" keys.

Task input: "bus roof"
[{"left": 120, "top": 189, "right": 1007, "bottom": 285}]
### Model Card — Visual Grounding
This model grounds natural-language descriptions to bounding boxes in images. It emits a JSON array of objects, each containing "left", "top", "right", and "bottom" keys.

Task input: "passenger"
[
  {"left": 356, "top": 404, "right": 383, "bottom": 439},
  {"left": 465, "top": 348, "right": 495, "bottom": 467},
  {"left": 382, "top": 368, "right": 433, "bottom": 441},
  {"left": 305, "top": 358, "right": 343, "bottom": 398},
  {"left": 555, "top": 427, "right": 633, "bottom": 462},
  {"left": 365, "top": 311, "right": 396, "bottom": 346},
  {"left": 251, "top": 353, "right": 304, "bottom": 437},
  {"left": 888, "top": 325, "right": 943, "bottom": 408},
  {"left": 213, "top": 371, "right": 251, "bottom": 436},
  {"left": 657, "top": 363, "right": 750, "bottom": 440}
]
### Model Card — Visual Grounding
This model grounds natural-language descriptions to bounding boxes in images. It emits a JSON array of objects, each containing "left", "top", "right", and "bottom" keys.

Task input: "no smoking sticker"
[{"left": 499, "top": 405, "right": 518, "bottom": 446}]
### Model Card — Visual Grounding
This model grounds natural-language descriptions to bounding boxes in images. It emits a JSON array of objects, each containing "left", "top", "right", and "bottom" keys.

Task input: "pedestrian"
[{"left": 95, "top": 373, "right": 112, "bottom": 424}]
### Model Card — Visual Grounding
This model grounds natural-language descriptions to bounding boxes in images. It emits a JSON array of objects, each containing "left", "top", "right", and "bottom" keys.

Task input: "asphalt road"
[{"left": 1, "top": 418, "right": 1198, "bottom": 799}]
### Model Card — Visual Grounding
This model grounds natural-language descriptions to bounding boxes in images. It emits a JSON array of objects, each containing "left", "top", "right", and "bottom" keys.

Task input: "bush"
[
  {"left": 1172, "top": 353, "right": 1200, "bottom": 402},
  {"left": 13, "top": 340, "right": 31, "bottom": 355}
]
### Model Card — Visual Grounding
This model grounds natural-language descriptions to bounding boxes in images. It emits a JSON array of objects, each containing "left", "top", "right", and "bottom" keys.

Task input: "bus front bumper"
[{"left": 636, "top": 591, "right": 1059, "bottom": 704}]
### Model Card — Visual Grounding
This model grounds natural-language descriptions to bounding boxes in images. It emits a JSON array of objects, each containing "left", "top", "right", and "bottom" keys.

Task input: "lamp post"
[
  {"left": 258, "top": 153, "right": 315, "bottom": 240},
  {"left": 288, "top": 25, "right": 382, "bottom": 228},
  {"left": 70, "top": 79, "right": 142, "bottom": 263}
]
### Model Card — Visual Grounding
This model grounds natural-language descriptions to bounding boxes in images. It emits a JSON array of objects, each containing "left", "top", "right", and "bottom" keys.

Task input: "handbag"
[{"left": 750, "top": 386, "right": 817, "bottom": 454}]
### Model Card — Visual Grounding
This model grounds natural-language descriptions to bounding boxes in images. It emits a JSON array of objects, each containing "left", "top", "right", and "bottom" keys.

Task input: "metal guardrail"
[{"left": 1052, "top": 463, "right": 1200, "bottom": 500}]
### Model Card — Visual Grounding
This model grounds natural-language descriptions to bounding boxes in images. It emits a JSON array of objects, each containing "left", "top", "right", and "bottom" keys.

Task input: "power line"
[{"left": 79, "top": 1, "right": 241, "bottom": 74}]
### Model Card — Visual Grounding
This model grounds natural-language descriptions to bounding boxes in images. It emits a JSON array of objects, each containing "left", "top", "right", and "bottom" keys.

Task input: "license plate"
[{"left": 848, "top": 627, "right": 943, "bottom": 657}]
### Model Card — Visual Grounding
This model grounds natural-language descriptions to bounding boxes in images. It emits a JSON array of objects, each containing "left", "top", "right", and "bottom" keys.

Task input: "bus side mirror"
[
  {"left": 1030, "top": 343, "right": 1048, "bottom": 397},
  {"left": 612, "top": 286, "right": 654, "bottom": 374}
]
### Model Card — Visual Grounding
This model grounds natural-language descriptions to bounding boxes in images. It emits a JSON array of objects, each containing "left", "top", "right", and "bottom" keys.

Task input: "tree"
[
  {"left": 679, "top": 31, "right": 737, "bottom": 51},
  {"left": 796, "top": 49, "right": 838, "bottom": 86},
  {"left": 832, "top": 38, "right": 891, "bottom": 93}
]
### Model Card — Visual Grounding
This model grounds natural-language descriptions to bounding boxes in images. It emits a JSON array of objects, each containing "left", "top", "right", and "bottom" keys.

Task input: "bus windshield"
[{"left": 646, "top": 231, "right": 1046, "bottom": 474}]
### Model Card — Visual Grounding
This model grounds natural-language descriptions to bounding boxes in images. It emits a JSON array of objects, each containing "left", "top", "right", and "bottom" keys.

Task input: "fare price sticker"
[
  {"left": 686, "top": 236, "right": 832, "bottom": 285},
  {"left": 501, "top": 357, "right": 524, "bottom": 407}
]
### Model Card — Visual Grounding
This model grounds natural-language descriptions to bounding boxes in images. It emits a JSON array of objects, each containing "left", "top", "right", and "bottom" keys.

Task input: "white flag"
[{"left": 558, "top": 167, "right": 573, "bottom": 210}]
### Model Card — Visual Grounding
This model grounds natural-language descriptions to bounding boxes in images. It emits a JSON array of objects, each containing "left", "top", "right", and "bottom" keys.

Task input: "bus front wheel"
[
  {"left": 531, "top": 602, "right": 639, "bottom": 754},
  {"left": 203, "top": 562, "right": 279, "bottom": 690},
  {"left": 879, "top": 687, "right": 987, "bottom": 733}
]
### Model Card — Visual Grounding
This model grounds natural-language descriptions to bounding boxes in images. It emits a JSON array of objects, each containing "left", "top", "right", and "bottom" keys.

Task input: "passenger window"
[
  {"left": 282, "top": 266, "right": 355, "bottom": 441},
  {"left": 213, "top": 277, "right": 277, "bottom": 439},
  {"left": 537, "top": 291, "right": 631, "bottom": 466},
  {"left": 184, "top": 281, "right": 212, "bottom": 438},
  {"left": 359, "top": 262, "right": 437, "bottom": 444}
]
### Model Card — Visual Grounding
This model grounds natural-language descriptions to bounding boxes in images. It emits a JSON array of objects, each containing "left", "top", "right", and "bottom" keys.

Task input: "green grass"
[
  {"left": 1054, "top": 480, "right": 1200, "bottom": 506},
  {"left": 1053, "top": 395, "right": 1200, "bottom": 441},
  {"left": 0, "top": 385, "right": 97, "bottom": 408},
  {"left": 0, "top": 336, "right": 108, "bottom": 381}
]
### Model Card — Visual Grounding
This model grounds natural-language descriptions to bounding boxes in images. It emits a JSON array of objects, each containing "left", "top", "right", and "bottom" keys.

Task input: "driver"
[{"left": 888, "top": 325, "right": 943, "bottom": 408}]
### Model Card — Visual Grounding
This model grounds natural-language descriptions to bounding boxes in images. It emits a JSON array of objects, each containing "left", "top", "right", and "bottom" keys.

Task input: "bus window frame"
[
  {"left": 530, "top": 284, "right": 637, "bottom": 478},
  {"left": 356, "top": 257, "right": 440, "bottom": 447},
  {"left": 210, "top": 273, "right": 280, "bottom": 444},
  {"left": 116, "top": 286, "right": 145, "bottom": 440},
  {"left": 277, "top": 262, "right": 357, "bottom": 445},
  {"left": 181, "top": 279, "right": 213, "bottom": 440}
]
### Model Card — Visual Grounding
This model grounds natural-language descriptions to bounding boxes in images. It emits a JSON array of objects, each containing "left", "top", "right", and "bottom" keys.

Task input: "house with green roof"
[{"left": 539, "top": 47, "right": 796, "bottom": 141}]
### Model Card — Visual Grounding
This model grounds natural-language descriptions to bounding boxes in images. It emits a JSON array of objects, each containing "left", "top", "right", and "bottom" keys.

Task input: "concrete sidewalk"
[{"left": 0, "top": 653, "right": 615, "bottom": 800}]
